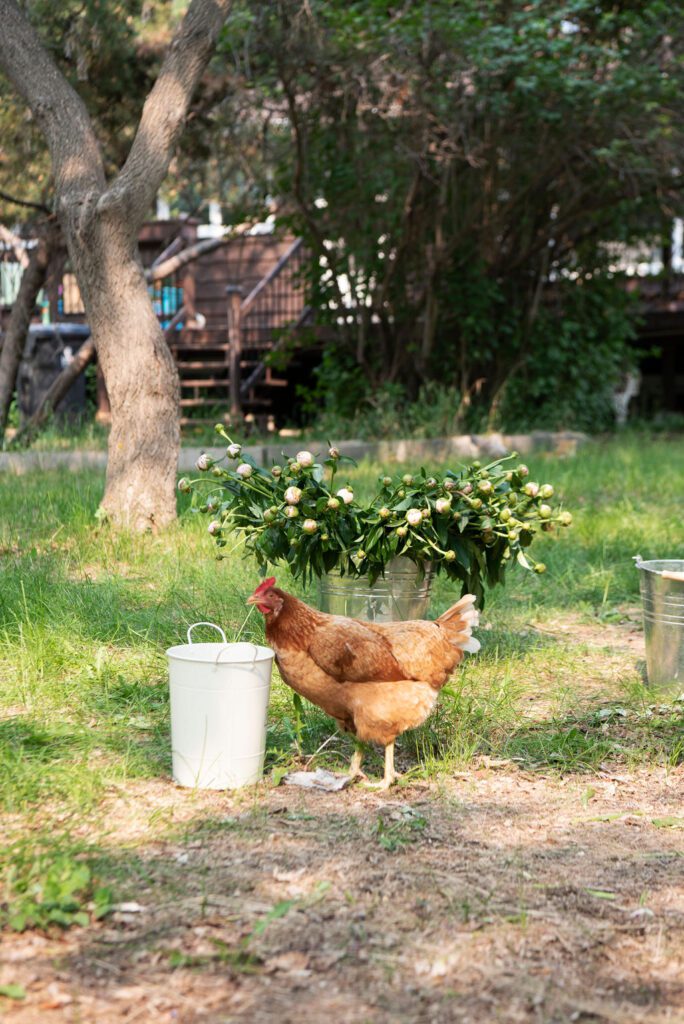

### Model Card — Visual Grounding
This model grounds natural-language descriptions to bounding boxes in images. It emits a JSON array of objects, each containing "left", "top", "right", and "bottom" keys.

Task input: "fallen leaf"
[
  {"left": 585, "top": 889, "right": 617, "bottom": 900},
  {"left": 0, "top": 984, "right": 26, "bottom": 1000}
]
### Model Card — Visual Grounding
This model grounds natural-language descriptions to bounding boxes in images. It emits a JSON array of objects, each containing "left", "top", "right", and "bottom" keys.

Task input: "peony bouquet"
[{"left": 182, "top": 426, "right": 571, "bottom": 603}]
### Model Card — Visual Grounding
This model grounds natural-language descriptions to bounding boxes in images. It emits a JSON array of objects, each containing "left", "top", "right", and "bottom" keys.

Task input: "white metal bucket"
[{"left": 166, "top": 623, "right": 274, "bottom": 789}]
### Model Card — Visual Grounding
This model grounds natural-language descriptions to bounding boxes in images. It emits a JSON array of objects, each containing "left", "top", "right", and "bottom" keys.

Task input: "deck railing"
[{"left": 226, "top": 237, "right": 309, "bottom": 419}]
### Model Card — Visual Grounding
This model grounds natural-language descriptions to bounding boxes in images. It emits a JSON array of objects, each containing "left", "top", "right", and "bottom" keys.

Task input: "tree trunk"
[
  {"left": 0, "top": 231, "right": 53, "bottom": 441},
  {"left": 0, "top": 0, "right": 230, "bottom": 529},
  {"left": 68, "top": 223, "right": 180, "bottom": 530}
]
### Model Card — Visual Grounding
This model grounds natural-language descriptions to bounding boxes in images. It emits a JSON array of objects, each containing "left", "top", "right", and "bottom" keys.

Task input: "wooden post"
[{"left": 226, "top": 285, "right": 243, "bottom": 424}]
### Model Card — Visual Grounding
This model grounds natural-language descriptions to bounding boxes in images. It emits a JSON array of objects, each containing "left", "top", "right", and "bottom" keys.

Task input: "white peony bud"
[
  {"left": 196, "top": 453, "right": 213, "bottom": 472},
  {"left": 524, "top": 482, "right": 540, "bottom": 498},
  {"left": 539, "top": 504, "right": 552, "bottom": 519},
  {"left": 327, "top": 497, "right": 340, "bottom": 510},
  {"left": 284, "top": 506, "right": 299, "bottom": 519},
  {"left": 406, "top": 508, "right": 422, "bottom": 527},
  {"left": 226, "top": 443, "right": 242, "bottom": 459},
  {"left": 208, "top": 520, "right": 221, "bottom": 535},
  {"left": 435, "top": 497, "right": 451, "bottom": 514},
  {"left": 284, "top": 486, "right": 303, "bottom": 505},
  {"left": 302, "top": 518, "right": 318, "bottom": 534},
  {"left": 337, "top": 487, "right": 354, "bottom": 505},
  {"left": 296, "top": 450, "right": 314, "bottom": 468},
  {"left": 236, "top": 463, "right": 253, "bottom": 479},
  {"left": 539, "top": 484, "right": 554, "bottom": 499}
]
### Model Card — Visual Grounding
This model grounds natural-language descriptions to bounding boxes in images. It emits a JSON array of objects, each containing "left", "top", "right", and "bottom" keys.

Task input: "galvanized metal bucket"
[
  {"left": 634, "top": 557, "right": 684, "bottom": 695},
  {"left": 318, "top": 556, "right": 433, "bottom": 623}
]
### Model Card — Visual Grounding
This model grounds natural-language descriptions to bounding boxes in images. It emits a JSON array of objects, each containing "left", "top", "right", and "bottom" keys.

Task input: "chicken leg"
[
  {"left": 366, "top": 741, "right": 398, "bottom": 790},
  {"left": 347, "top": 742, "right": 366, "bottom": 781}
]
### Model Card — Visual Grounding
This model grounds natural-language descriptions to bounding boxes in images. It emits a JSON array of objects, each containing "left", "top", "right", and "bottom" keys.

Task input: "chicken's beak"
[{"left": 246, "top": 594, "right": 258, "bottom": 606}]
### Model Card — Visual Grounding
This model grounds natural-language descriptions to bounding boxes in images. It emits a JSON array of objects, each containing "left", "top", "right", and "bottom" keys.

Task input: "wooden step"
[
  {"left": 172, "top": 343, "right": 229, "bottom": 353},
  {"left": 180, "top": 397, "right": 226, "bottom": 408},
  {"left": 176, "top": 364, "right": 229, "bottom": 372}
]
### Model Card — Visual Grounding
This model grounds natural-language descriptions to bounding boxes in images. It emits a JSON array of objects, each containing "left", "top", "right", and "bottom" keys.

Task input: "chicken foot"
[{"left": 365, "top": 741, "right": 398, "bottom": 790}]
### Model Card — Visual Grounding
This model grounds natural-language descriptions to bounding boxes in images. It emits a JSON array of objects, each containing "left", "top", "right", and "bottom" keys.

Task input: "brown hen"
[{"left": 247, "top": 577, "right": 479, "bottom": 788}]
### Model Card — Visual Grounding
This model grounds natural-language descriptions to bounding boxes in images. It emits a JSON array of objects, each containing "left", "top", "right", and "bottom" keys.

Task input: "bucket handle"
[
  {"left": 187, "top": 622, "right": 228, "bottom": 645},
  {"left": 215, "top": 642, "right": 260, "bottom": 668}
]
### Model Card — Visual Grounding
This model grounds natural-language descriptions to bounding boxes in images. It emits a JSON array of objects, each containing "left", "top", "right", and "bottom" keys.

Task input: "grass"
[{"left": 0, "top": 434, "right": 683, "bottom": 928}]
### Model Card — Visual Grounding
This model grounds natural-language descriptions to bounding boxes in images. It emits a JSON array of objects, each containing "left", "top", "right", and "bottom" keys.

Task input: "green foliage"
[
  {"left": 188, "top": 428, "right": 570, "bottom": 601},
  {"left": 1, "top": 842, "right": 113, "bottom": 932},
  {"left": 299, "top": 359, "right": 466, "bottom": 440},
  {"left": 374, "top": 806, "right": 427, "bottom": 851},
  {"left": 218, "top": 0, "right": 684, "bottom": 430},
  {"left": 501, "top": 286, "right": 633, "bottom": 431}
]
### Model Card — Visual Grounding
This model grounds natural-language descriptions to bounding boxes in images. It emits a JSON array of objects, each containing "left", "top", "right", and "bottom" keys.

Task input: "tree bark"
[
  {"left": 0, "top": 231, "right": 53, "bottom": 440},
  {"left": 0, "top": 0, "right": 231, "bottom": 529},
  {"left": 68, "top": 224, "right": 182, "bottom": 530}
]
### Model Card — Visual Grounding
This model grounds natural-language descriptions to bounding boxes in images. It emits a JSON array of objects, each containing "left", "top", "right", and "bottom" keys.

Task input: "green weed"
[{"left": 1, "top": 839, "right": 113, "bottom": 932}]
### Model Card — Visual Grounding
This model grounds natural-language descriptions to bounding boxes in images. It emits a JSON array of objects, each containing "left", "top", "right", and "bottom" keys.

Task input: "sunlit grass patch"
[{"left": 0, "top": 434, "right": 682, "bottom": 923}]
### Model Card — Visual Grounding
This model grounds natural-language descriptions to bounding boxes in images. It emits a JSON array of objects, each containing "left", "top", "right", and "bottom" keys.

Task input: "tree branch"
[
  {"left": 0, "top": 0, "right": 105, "bottom": 204},
  {"left": 104, "top": 0, "right": 231, "bottom": 226},
  {"left": 0, "top": 228, "right": 57, "bottom": 441},
  {"left": 0, "top": 188, "right": 52, "bottom": 215},
  {"left": 12, "top": 337, "right": 96, "bottom": 446},
  {"left": 144, "top": 217, "right": 261, "bottom": 283}
]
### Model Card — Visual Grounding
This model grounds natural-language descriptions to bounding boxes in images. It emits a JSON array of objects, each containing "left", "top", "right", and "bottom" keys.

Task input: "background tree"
[
  {"left": 216, "top": 0, "right": 684, "bottom": 432},
  {"left": 0, "top": 0, "right": 230, "bottom": 528}
]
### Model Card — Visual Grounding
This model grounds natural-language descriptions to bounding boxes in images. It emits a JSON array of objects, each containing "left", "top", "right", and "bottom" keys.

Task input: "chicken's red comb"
[{"left": 253, "top": 576, "right": 276, "bottom": 596}]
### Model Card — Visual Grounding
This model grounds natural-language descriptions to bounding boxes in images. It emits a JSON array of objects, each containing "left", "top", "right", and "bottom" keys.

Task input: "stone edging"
[{"left": 0, "top": 431, "right": 588, "bottom": 475}]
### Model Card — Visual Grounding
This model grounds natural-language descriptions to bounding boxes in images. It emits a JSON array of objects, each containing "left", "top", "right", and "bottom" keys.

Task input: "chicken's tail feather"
[{"left": 436, "top": 594, "right": 480, "bottom": 654}]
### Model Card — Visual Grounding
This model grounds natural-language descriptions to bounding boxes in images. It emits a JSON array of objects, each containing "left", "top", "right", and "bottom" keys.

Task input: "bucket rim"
[
  {"left": 634, "top": 556, "right": 684, "bottom": 574},
  {"left": 166, "top": 641, "right": 274, "bottom": 664}
]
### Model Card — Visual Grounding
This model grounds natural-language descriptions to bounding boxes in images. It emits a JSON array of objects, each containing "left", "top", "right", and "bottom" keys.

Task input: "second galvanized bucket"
[
  {"left": 634, "top": 557, "right": 684, "bottom": 695},
  {"left": 318, "top": 556, "right": 433, "bottom": 623}
]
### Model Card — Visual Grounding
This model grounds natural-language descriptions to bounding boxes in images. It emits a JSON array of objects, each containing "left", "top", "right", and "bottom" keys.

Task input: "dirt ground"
[
  {"left": 2, "top": 771, "right": 683, "bottom": 1024},
  {"left": 1, "top": 617, "right": 683, "bottom": 1024}
]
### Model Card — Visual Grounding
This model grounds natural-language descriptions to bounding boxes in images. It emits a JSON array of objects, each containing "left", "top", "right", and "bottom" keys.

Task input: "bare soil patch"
[{"left": 2, "top": 765, "right": 683, "bottom": 1024}]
